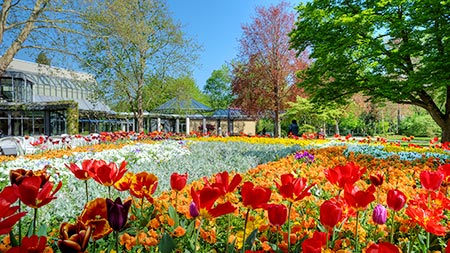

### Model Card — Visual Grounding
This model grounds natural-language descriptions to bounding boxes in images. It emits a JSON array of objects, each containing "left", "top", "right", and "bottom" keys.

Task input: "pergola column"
[
  {"left": 186, "top": 117, "right": 190, "bottom": 135},
  {"left": 175, "top": 118, "right": 180, "bottom": 133},
  {"left": 157, "top": 118, "right": 161, "bottom": 132},
  {"left": 202, "top": 118, "right": 207, "bottom": 134}
]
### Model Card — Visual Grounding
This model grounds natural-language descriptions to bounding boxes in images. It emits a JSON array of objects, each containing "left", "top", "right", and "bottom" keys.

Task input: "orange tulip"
[
  {"left": 58, "top": 221, "right": 91, "bottom": 253},
  {"left": 129, "top": 172, "right": 158, "bottom": 202},
  {"left": 78, "top": 198, "right": 112, "bottom": 240}
]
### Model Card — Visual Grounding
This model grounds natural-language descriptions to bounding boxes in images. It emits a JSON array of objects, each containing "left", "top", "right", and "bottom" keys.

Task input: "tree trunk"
[
  {"left": 441, "top": 123, "right": 450, "bottom": 143},
  {"left": 335, "top": 119, "right": 340, "bottom": 135},
  {"left": 274, "top": 110, "right": 280, "bottom": 138},
  {"left": 0, "top": 0, "right": 48, "bottom": 77}
]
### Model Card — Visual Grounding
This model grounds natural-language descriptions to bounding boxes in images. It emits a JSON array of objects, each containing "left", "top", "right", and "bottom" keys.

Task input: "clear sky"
[{"left": 166, "top": 0, "right": 301, "bottom": 90}]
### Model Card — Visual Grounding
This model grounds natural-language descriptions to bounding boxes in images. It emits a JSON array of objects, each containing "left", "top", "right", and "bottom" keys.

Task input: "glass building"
[{"left": 0, "top": 59, "right": 130, "bottom": 136}]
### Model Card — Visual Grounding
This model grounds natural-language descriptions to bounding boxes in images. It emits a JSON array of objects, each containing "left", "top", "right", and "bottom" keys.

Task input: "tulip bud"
[
  {"left": 372, "top": 204, "right": 387, "bottom": 225},
  {"left": 189, "top": 202, "right": 199, "bottom": 218}
]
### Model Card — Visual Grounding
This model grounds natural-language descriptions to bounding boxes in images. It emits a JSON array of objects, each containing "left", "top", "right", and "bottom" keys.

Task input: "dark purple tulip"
[
  {"left": 372, "top": 204, "right": 387, "bottom": 225},
  {"left": 106, "top": 197, "right": 132, "bottom": 231},
  {"left": 189, "top": 201, "right": 199, "bottom": 218}
]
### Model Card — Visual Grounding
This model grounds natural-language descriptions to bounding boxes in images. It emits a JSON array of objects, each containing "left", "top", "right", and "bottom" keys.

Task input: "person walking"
[{"left": 288, "top": 120, "right": 299, "bottom": 137}]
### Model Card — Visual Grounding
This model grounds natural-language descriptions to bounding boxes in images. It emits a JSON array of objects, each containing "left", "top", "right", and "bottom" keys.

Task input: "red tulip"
[
  {"left": 15, "top": 176, "right": 62, "bottom": 209},
  {"left": 275, "top": 173, "right": 315, "bottom": 202},
  {"left": 10, "top": 168, "right": 50, "bottom": 187},
  {"left": 171, "top": 172, "right": 188, "bottom": 191},
  {"left": 241, "top": 181, "right": 271, "bottom": 210},
  {"left": 366, "top": 242, "right": 401, "bottom": 253},
  {"left": 203, "top": 171, "right": 242, "bottom": 196},
  {"left": 320, "top": 200, "right": 342, "bottom": 229},
  {"left": 405, "top": 206, "right": 447, "bottom": 236},
  {"left": 369, "top": 172, "right": 384, "bottom": 187},
  {"left": 344, "top": 184, "right": 376, "bottom": 211},
  {"left": 190, "top": 186, "right": 236, "bottom": 218},
  {"left": 301, "top": 232, "right": 327, "bottom": 253},
  {"left": 324, "top": 162, "right": 366, "bottom": 189},
  {"left": 387, "top": 189, "right": 407, "bottom": 211},
  {"left": 446, "top": 240, "right": 449, "bottom": 253},
  {"left": 420, "top": 171, "right": 444, "bottom": 191},
  {"left": 302, "top": 238, "right": 322, "bottom": 253},
  {"left": 0, "top": 186, "right": 27, "bottom": 235},
  {"left": 6, "top": 235, "right": 47, "bottom": 253},
  {"left": 88, "top": 160, "right": 128, "bottom": 187},
  {"left": 65, "top": 159, "right": 96, "bottom": 180},
  {"left": 438, "top": 164, "right": 450, "bottom": 183},
  {"left": 266, "top": 204, "right": 287, "bottom": 226}
]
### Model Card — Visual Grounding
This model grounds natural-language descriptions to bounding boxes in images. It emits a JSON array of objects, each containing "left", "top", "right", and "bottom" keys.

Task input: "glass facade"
[{"left": 0, "top": 77, "right": 32, "bottom": 103}]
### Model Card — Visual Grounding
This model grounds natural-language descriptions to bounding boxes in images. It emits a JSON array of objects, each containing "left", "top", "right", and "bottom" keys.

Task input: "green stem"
[
  {"left": 115, "top": 230, "right": 119, "bottom": 253},
  {"left": 194, "top": 218, "right": 203, "bottom": 253},
  {"left": 18, "top": 201, "right": 22, "bottom": 244},
  {"left": 355, "top": 211, "right": 359, "bottom": 253},
  {"left": 93, "top": 240, "right": 97, "bottom": 253},
  {"left": 242, "top": 209, "right": 250, "bottom": 253},
  {"left": 175, "top": 191, "right": 178, "bottom": 212},
  {"left": 108, "top": 186, "right": 111, "bottom": 199},
  {"left": 226, "top": 214, "right": 231, "bottom": 253},
  {"left": 390, "top": 211, "right": 396, "bottom": 243},
  {"left": 287, "top": 202, "right": 292, "bottom": 253},
  {"left": 33, "top": 208, "right": 38, "bottom": 235},
  {"left": 85, "top": 180, "right": 89, "bottom": 203},
  {"left": 407, "top": 228, "right": 419, "bottom": 253}
]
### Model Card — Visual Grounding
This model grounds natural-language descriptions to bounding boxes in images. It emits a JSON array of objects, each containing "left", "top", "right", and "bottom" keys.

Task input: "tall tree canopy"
[
  {"left": 204, "top": 64, "right": 233, "bottom": 110},
  {"left": 83, "top": 0, "right": 199, "bottom": 132},
  {"left": 232, "top": 1, "right": 309, "bottom": 137},
  {"left": 290, "top": 0, "right": 450, "bottom": 141},
  {"left": 0, "top": 0, "right": 83, "bottom": 76}
]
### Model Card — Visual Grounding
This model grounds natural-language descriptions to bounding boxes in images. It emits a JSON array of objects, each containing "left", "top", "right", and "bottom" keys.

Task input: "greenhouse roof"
[{"left": 153, "top": 97, "right": 213, "bottom": 114}]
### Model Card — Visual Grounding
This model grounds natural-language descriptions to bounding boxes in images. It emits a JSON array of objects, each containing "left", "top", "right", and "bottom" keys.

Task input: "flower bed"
[{"left": 0, "top": 137, "right": 449, "bottom": 252}]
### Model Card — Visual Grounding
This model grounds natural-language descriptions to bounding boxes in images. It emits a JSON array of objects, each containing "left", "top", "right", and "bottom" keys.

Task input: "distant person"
[
  {"left": 318, "top": 128, "right": 325, "bottom": 139},
  {"left": 288, "top": 120, "right": 299, "bottom": 137}
]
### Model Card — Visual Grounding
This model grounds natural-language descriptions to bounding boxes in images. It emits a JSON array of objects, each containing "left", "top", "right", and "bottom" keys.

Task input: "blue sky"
[{"left": 166, "top": 0, "right": 301, "bottom": 90}]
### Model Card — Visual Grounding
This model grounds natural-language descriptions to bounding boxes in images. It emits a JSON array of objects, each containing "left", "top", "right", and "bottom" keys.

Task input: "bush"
[
  {"left": 299, "top": 124, "right": 316, "bottom": 134},
  {"left": 399, "top": 113, "right": 441, "bottom": 137}
]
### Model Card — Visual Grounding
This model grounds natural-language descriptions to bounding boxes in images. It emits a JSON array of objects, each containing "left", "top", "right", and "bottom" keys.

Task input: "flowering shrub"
[{"left": 0, "top": 136, "right": 449, "bottom": 252}]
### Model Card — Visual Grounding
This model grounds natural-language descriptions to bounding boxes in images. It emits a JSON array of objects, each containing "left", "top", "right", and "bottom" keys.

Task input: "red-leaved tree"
[{"left": 232, "top": 1, "right": 310, "bottom": 137}]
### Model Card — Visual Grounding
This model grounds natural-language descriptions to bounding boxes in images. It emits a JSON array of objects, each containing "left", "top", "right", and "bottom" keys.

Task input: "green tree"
[
  {"left": 284, "top": 96, "right": 345, "bottom": 135},
  {"left": 82, "top": 0, "right": 199, "bottom": 132},
  {"left": 232, "top": 2, "right": 309, "bottom": 137},
  {"left": 0, "top": 0, "right": 83, "bottom": 77},
  {"left": 36, "top": 51, "right": 51, "bottom": 65},
  {"left": 204, "top": 64, "right": 233, "bottom": 110},
  {"left": 290, "top": 0, "right": 450, "bottom": 142}
]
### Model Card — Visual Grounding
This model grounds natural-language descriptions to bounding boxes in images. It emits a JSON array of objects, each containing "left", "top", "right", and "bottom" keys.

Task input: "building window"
[{"left": 0, "top": 77, "right": 13, "bottom": 102}]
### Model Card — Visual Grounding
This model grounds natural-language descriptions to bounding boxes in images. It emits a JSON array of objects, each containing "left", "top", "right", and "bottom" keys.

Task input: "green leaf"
[
  {"left": 243, "top": 228, "right": 258, "bottom": 251},
  {"left": 168, "top": 205, "right": 179, "bottom": 228},
  {"left": 9, "top": 231, "right": 18, "bottom": 246},
  {"left": 158, "top": 232, "right": 176, "bottom": 253},
  {"left": 37, "top": 224, "right": 47, "bottom": 237}
]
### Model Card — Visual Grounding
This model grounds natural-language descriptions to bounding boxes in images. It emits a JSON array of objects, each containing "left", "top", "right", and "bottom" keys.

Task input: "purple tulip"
[
  {"left": 372, "top": 204, "right": 387, "bottom": 225},
  {"left": 189, "top": 201, "right": 199, "bottom": 218},
  {"left": 106, "top": 197, "right": 132, "bottom": 231}
]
